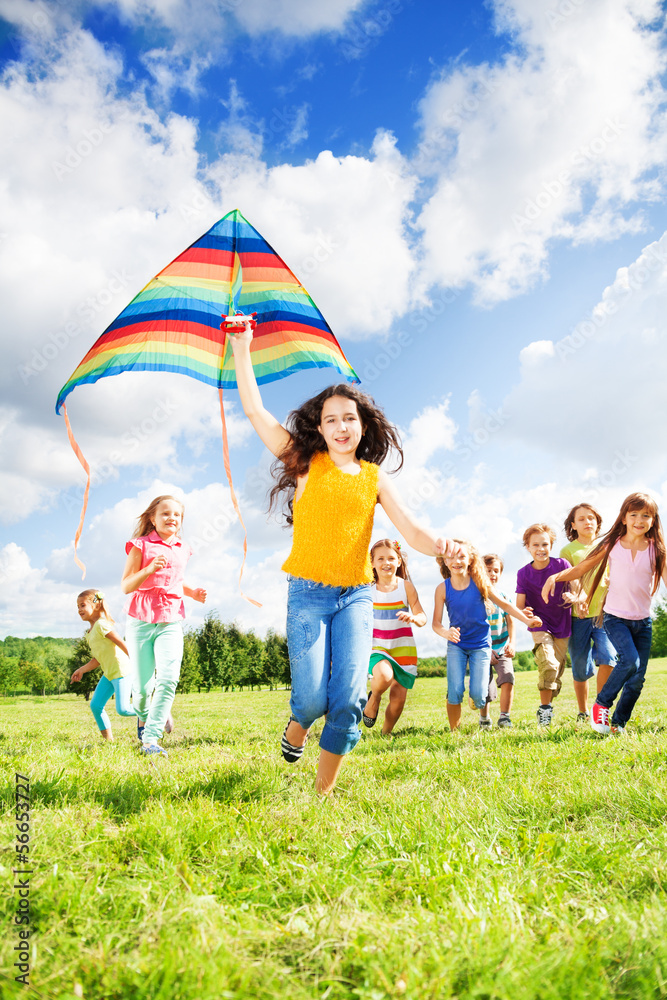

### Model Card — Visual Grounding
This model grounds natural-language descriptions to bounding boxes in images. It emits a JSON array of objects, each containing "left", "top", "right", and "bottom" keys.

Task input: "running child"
[
  {"left": 70, "top": 590, "right": 136, "bottom": 741},
  {"left": 482, "top": 554, "right": 516, "bottom": 729},
  {"left": 229, "top": 320, "right": 460, "bottom": 794},
  {"left": 363, "top": 539, "right": 426, "bottom": 735},
  {"left": 543, "top": 492, "right": 666, "bottom": 734},
  {"left": 121, "top": 494, "right": 206, "bottom": 757},
  {"left": 560, "top": 503, "right": 616, "bottom": 721},
  {"left": 433, "top": 540, "right": 541, "bottom": 731},
  {"left": 516, "top": 523, "right": 577, "bottom": 727}
]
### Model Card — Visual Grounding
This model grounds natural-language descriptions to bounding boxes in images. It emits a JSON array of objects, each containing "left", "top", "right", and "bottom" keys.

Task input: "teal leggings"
[
  {"left": 90, "top": 675, "right": 136, "bottom": 731},
  {"left": 126, "top": 617, "right": 183, "bottom": 745}
]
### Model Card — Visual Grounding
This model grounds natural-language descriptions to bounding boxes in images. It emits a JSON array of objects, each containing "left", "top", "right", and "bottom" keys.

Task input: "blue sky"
[{"left": 1, "top": 0, "right": 666, "bottom": 651}]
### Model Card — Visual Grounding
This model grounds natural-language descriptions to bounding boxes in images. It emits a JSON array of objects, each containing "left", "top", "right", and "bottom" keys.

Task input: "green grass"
[{"left": 2, "top": 664, "right": 667, "bottom": 999}]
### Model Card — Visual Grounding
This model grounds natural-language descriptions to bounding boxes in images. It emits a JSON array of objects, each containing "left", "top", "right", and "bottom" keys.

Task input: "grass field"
[{"left": 2, "top": 663, "right": 667, "bottom": 1000}]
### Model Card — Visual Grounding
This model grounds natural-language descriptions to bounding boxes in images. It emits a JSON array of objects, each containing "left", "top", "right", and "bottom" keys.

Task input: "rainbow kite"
[{"left": 56, "top": 208, "right": 359, "bottom": 588}]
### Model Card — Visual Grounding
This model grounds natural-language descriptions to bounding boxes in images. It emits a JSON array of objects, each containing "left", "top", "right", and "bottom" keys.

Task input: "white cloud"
[
  {"left": 500, "top": 230, "right": 667, "bottom": 477},
  {"left": 415, "top": 0, "right": 667, "bottom": 304}
]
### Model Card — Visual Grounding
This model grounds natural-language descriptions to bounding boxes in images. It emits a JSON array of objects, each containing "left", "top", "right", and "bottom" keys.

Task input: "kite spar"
[{"left": 56, "top": 208, "right": 359, "bottom": 596}]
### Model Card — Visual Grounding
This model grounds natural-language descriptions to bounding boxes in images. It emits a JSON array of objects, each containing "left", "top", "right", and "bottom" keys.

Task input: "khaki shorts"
[{"left": 532, "top": 632, "right": 568, "bottom": 694}]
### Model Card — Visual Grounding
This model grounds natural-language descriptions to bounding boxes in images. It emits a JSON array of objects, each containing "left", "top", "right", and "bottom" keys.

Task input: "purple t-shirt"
[{"left": 516, "top": 557, "right": 572, "bottom": 639}]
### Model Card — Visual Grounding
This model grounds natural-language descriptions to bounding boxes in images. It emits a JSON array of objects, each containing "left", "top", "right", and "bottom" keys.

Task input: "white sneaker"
[{"left": 479, "top": 716, "right": 492, "bottom": 729}]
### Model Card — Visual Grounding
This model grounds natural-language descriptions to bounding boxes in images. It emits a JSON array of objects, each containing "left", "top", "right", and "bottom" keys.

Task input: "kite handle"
[
  {"left": 218, "top": 387, "right": 262, "bottom": 608},
  {"left": 61, "top": 403, "right": 90, "bottom": 579}
]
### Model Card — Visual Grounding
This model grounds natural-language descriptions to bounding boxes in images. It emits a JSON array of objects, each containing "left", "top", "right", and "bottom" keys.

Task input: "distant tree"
[
  {"left": 244, "top": 631, "right": 266, "bottom": 690},
  {"left": 651, "top": 598, "right": 667, "bottom": 658},
  {"left": 45, "top": 649, "right": 71, "bottom": 693},
  {"left": 226, "top": 623, "right": 251, "bottom": 690},
  {"left": 177, "top": 628, "right": 203, "bottom": 693},
  {"left": 197, "top": 613, "right": 234, "bottom": 691},
  {"left": 0, "top": 655, "right": 21, "bottom": 695},
  {"left": 264, "top": 630, "right": 290, "bottom": 689},
  {"left": 18, "top": 658, "right": 56, "bottom": 696},
  {"left": 68, "top": 636, "right": 99, "bottom": 701}
]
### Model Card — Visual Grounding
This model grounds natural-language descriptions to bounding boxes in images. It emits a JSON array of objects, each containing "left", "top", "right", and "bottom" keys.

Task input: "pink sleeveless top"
[{"left": 605, "top": 540, "right": 655, "bottom": 620}]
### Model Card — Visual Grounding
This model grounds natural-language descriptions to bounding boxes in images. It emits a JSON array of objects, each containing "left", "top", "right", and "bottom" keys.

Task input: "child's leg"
[
  {"left": 445, "top": 644, "right": 466, "bottom": 731},
  {"left": 469, "top": 647, "right": 491, "bottom": 710},
  {"left": 533, "top": 632, "right": 563, "bottom": 705},
  {"left": 284, "top": 579, "right": 333, "bottom": 747},
  {"left": 494, "top": 655, "right": 515, "bottom": 714},
  {"left": 599, "top": 615, "right": 651, "bottom": 726},
  {"left": 569, "top": 617, "right": 596, "bottom": 714},
  {"left": 591, "top": 623, "right": 617, "bottom": 695},
  {"left": 382, "top": 680, "right": 408, "bottom": 735},
  {"left": 111, "top": 676, "right": 137, "bottom": 717},
  {"left": 142, "top": 623, "right": 183, "bottom": 745},
  {"left": 366, "top": 658, "right": 394, "bottom": 721},
  {"left": 89, "top": 676, "right": 114, "bottom": 737},
  {"left": 125, "top": 618, "right": 156, "bottom": 724}
]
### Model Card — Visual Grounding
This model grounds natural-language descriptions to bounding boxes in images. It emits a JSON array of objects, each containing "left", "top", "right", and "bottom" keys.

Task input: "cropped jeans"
[
  {"left": 286, "top": 576, "right": 373, "bottom": 756},
  {"left": 446, "top": 643, "right": 491, "bottom": 709},
  {"left": 597, "top": 613, "right": 652, "bottom": 727}
]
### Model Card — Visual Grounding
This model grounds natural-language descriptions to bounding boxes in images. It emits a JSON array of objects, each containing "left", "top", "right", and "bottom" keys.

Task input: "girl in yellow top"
[
  {"left": 70, "top": 590, "right": 137, "bottom": 741},
  {"left": 229, "top": 320, "right": 459, "bottom": 794}
]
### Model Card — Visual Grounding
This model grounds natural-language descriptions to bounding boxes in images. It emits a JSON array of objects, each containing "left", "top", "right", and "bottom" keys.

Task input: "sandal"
[
  {"left": 362, "top": 693, "right": 378, "bottom": 729},
  {"left": 281, "top": 718, "right": 308, "bottom": 763}
]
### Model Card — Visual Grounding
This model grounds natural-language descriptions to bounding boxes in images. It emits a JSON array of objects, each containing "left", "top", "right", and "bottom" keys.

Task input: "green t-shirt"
[{"left": 559, "top": 539, "right": 606, "bottom": 619}]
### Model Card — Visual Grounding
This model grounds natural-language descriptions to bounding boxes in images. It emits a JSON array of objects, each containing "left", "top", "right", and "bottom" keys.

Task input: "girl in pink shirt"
[
  {"left": 121, "top": 494, "right": 206, "bottom": 756},
  {"left": 542, "top": 493, "right": 666, "bottom": 735}
]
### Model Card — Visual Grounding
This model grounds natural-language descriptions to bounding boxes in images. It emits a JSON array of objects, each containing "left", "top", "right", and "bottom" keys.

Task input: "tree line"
[{"left": 2, "top": 602, "right": 667, "bottom": 697}]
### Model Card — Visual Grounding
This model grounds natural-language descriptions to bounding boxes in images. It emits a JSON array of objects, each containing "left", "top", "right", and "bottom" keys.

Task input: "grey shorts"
[{"left": 492, "top": 653, "right": 515, "bottom": 687}]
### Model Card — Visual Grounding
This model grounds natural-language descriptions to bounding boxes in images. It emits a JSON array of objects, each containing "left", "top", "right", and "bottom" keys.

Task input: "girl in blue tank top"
[{"left": 433, "top": 540, "right": 541, "bottom": 731}]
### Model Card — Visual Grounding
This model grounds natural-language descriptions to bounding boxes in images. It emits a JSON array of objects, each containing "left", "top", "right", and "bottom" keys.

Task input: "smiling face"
[
  {"left": 623, "top": 506, "right": 653, "bottom": 539},
  {"left": 526, "top": 531, "right": 553, "bottom": 567},
  {"left": 444, "top": 547, "right": 470, "bottom": 577},
  {"left": 318, "top": 395, "right": 364, "bottom": 458},
  {"left": 152, "top": 499, "right": 183, "bottom": 540},
  {"left": 485, "top": 558, "right": 502, "bottom": 585},
  {"left": 371, "top": 545, "right": 401, "bottom": 582},
  {"left": 77, "top": 595, "right": 97, "bottom": 623},
  {"left": 572, "top": 506, "right": 599, "bottom": 543}
]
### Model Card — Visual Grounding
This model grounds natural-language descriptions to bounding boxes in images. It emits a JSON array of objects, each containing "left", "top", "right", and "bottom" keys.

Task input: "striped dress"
[{"left": 369, "top": 579, "right": 418, "bottom": 689}]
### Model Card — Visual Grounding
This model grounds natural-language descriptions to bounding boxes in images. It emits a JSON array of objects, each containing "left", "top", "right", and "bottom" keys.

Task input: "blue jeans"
[
  {"left": 286, "top": 577, "right": 373, "bottom": 756},
  {"left": 90, "top": 675, "right": 136, "bottom": 731},
  {"left": 569, "top": 616, "right": 617, "bottom": 682},
  {"left": 446, "top": 643, "right": 491, "bottom": 709},
  {"left": 598, "top": 614, "right": 652, "bottom": 726},
  {"left": 126, "top": 618, "right": 183, "bottom": 745}
]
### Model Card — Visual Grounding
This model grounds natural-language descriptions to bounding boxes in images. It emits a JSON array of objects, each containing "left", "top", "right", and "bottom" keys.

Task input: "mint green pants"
[{"left": 126, "top": 617, "right": 183, "bottom": 745}]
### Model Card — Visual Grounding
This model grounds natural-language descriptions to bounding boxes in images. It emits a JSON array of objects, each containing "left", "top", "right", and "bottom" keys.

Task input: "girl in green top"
[
  {"left": 70, "top": 589, "right": 137, "bottom": 741},
  {"left": 560, "top": 504, "right": 617, "bottom": 721}
]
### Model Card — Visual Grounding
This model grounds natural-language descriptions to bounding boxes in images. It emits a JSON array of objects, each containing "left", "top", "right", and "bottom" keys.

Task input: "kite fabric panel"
[{"left": 55, "top": 208, "right": 359, "bottom": 414}]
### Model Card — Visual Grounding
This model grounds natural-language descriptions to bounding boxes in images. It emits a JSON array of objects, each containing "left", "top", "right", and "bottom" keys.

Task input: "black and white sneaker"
[
  {"left": 536, "top": 705, "right": 553, "bottom": 727},
  {"left": 281, "top": 719, "right": 308, "bottom": 763}
]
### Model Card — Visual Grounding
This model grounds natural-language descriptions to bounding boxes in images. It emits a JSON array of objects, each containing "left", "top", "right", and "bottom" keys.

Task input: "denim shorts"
[
  {"left": 569, "top": 616, "right": 617, "bottom": 682},
  {"left": 286, "top": 576, "right": 373, "bottom": 756},
  {"left": 446, "top": 643, "right": 491, "bottom": 709}
]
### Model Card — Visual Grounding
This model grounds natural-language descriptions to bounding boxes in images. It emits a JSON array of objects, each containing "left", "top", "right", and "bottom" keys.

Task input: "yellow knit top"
[{"left": 282, "top": 451, "right": 380, "bottom": 586}]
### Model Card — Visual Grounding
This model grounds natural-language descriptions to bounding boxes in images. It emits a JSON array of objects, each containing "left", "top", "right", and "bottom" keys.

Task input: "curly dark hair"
[{"left": 269, "top": 383, "right": 403, "bottom": 525}]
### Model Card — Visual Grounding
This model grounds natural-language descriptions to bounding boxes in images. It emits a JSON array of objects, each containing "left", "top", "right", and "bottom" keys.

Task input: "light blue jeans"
[
  {"left": 126, "top": 617, "right": 183, "bottom": 745},
  {"left": 446, "top": 643, "right": 491, "bottom": 709},
  {"left": 286, "top": 576, "right": 373, "bottom": 756},
  {"left": 90, "top": 675, "right": 136, "bottom": 731}
]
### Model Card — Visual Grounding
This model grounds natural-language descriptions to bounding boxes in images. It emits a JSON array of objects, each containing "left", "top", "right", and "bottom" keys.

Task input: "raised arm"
[
  {"left": 541, "top": 550, "right": 604, "bottom": 603},
  {"left": 377, "top": 471, "right": 460, "bottom": 558},
  {"left": 489, "top": 588, "right": 541, "bottom": 629},
  {"left": 228, "top": 322, "right": 292, "bottom": 458}
]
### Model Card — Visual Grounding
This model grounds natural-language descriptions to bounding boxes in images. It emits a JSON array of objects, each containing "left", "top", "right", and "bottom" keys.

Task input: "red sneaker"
[{"left": 590, "top": 702, "right": 610, "bottom": 734}]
